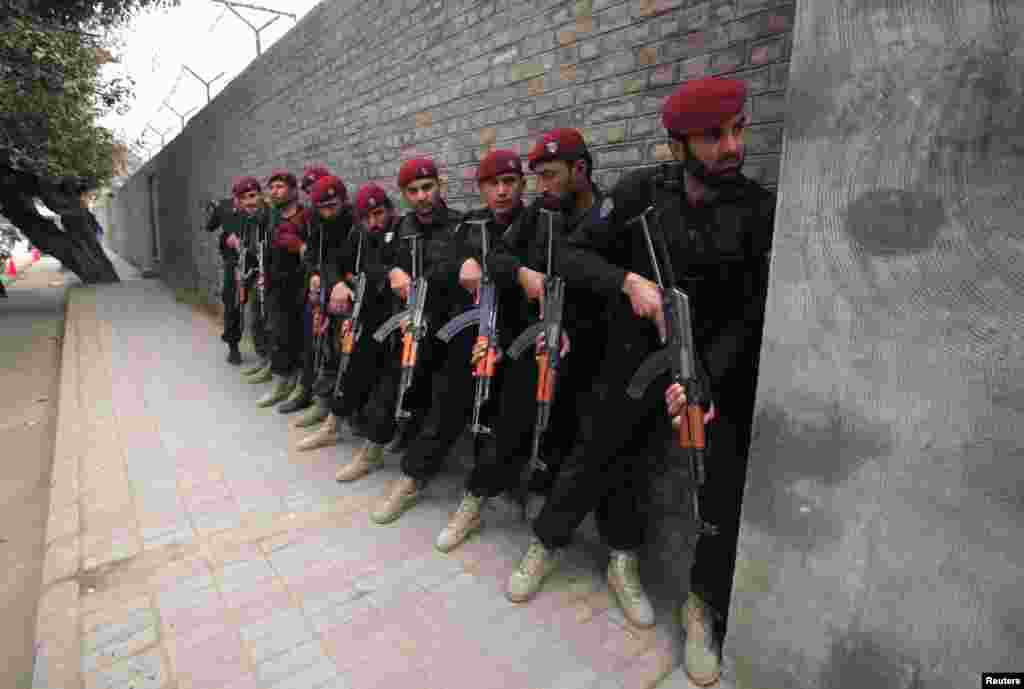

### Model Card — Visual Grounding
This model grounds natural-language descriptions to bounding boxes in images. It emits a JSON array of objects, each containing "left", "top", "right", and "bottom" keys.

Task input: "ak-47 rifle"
[
  {"left": 624, "top": 168, "right": 717, "bottom": 537},
  {"left": 372, "top": 230, "right": 429, "bottom": 424},
  {"left": 332, "top": 226, "right": 368, "bottom": 398},
  {"left": 235, "top": 220, "right": 248, "bottom": 310},
  {"left": 232, "top": 211, "right": 256, "bottom": 309},
  {"left": 506, "top": 208, "right": 566, "bottom": 517},
  {"left": 255, "top": 211, "right": 267, "bottom": 320},
  {"left": 311, "top": 218, "right": 328, "bottom": 380},
  {"left": 435, "top": 219, "right": 499, "bottom": 436}
]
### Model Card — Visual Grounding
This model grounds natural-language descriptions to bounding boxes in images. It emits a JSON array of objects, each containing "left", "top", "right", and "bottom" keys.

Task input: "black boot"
[
  {"left": 226, "top": 344, "right": 242, "bottom": 365},
  {"left": 350, "top": 407, "right": 370, "bottom": 438}
]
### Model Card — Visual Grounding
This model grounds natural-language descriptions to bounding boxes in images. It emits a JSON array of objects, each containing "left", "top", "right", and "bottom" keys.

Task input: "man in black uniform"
[
  {"left": 278, "top": 174, "right": 354, "bottom": 417},
  {"left": 276, "top": 166, "right": 335, "bottom": 414},
  {"left": 297, "top": 183, "right": 404, "bottom": 473},
  {"left": 204, "top": 176, "right": 266, "bottom": 365},
  {"left": 370, "top": 158, "right": 466, "bottom": 525},
  {"left": 432, "top": 137, "right": 608, "bottom": 553},
  {"left": 256, "top": 170, "right": 311, "bottom": 408},
  {"left": 505, "top": 77, "right": 774, "bottom": 682}
]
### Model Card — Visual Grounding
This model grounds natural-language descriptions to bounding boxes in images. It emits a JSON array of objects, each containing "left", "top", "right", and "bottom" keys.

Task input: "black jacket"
[
  {"left": 334, "top": 216, "right": 403, "bottom": 323},
  {"left": 560, "top": 165, "right": 776, "bottom": 406},
  {"left": 302, "top": 207, "right": 353, "bottom": 296},
  {"left": 497, "top": 195, "right": 612, "bottom": 351},
  {"left": 393, "top": 204, "right": 465, "bottom": 323}
]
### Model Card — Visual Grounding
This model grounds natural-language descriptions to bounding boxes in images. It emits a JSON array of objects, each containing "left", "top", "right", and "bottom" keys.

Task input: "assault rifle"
[
  {"left": 309, "top": 218, "right": 328, "bottom": 380},
  {"left": 625, "top": 169, "right": 717, "bottom": 537},
  {"left": 506, "top": 208, "right": 566, "bottom": 517},
  {"left": 435, "top": 219, "right": 499, "bottom": 436},
  {"left": 333, "top": 227, "right": 368, "bottom": 398},
  {"left": 256, "top": 217, "right": 267, "bottom": 320},
  {"left": 372, "top": 231, "right": 429, "bottom": 424}
]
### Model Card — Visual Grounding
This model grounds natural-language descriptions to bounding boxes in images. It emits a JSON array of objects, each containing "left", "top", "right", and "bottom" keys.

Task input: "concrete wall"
[
  {"left": 726, "top": 1, "right": 1024, "bottom": 687},
  {"left": 108, "top": 0, "right": 792, "bottom": 298}
]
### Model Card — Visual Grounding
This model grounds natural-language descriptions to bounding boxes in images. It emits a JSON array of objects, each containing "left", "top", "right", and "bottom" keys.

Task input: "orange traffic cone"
[
  {"left": 32, "top": 247, "right": 40, "bottom": 262},
  {"left": 6, "top": 257, "right": 16, "bottom": 277}
]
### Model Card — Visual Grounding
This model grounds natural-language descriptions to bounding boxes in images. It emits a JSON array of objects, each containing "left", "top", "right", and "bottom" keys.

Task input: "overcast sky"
[{"left": 98, "top": 0, "right": 322, "bottom": 159}]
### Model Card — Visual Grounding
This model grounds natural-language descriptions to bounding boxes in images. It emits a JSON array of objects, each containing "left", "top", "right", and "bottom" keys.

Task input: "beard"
[
  {"left": 414, "top": 196, "right": 445, "bottom": 224},
  {"left": 541, "top": 189, "right": 577, "bottom": 214},
  {"left": 683, "top": 142, "right": 747, "bottom": 197}
]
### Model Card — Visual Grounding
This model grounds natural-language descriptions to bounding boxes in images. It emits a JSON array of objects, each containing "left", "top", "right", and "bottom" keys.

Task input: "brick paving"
[{"left": 32, "top": 279, "right": 732, "bottom": 689}]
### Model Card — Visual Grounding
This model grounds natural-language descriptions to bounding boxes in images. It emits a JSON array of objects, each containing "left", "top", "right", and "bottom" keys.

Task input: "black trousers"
[
  {"left": 221, "top": 262, "right": 243, "bottom": 346},
  {"left": 327, "top": 315, "right": 395, "bottom": 428},
  {"left": 464, "top": 335, "right": 601, "bottom": 499},
  {"left": 688, "top": 409, "right": 753, "bottom": 641},
  {"left": 400, "top": 327, "right": 484, "bottom": 483},
  {"left": 246, "top": 285, "right": 268, "bottom": 358},
  {"left": 532, "top": 303, "right": 679, "bottom": 553},
  {"left": 330, "top": 332, "right": 400, "bottom": 446},
  {"left": 267, "top": 281, "right": 305, "bottom": 376},
  {"left": 299, "top": 303, "right": 326, "bottom": 391}
]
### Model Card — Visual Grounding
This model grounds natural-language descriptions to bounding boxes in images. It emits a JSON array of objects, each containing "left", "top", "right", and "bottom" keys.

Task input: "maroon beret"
[
  {"left": 301, "top": 165, "right": 331, "bottom": 192},
  {"left": 231, "top": 176, "right": 261, "bottom": 197},
  {"left": 662, "top": 77, "right": 747, "bottom": 136},
  {"left": 477, "top": 149, "right": 524, "bottom": 183},
  {"left": 309, "top": 175, "right": 348, "bottom": 207},
  {"left": 398, "top": 158, "right": 439, "bottom": 189},
  {"left": 527, "top": 128, "right": 589, "bottom": 170},
  {"left": 267, "top": 169, "right": 297, "bottom": 188},
  {"left": 355, "top": 184, "right": 392, "bottom": 215}
]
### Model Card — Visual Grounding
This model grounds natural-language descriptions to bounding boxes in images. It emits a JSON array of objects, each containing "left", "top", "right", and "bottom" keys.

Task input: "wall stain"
[
  {"left": 843, "top": 189, "right": 945, "bottom": 256},
  {"left": 820, "top": 630, "right": 924, "bottom": 689},
  {"left": 745, "top": 400, "right": 893, "bottom": 553}
]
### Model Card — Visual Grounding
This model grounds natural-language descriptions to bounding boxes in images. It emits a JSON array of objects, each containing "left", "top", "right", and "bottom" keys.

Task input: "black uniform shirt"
[
  {"left": 562, "top": 166, "right": 776, "bottom": 405},
  {"left": 303, "top": 207, "right": 353, "bottom": 298}
]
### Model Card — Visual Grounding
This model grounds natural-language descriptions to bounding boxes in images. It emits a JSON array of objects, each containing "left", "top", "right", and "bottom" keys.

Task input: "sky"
[{"left": 98, "top": 0, "right": 322, "bottom": 160}]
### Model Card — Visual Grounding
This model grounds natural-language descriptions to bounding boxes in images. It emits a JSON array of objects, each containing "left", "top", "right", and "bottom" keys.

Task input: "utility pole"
[
  {"left": 209, "top": 0, "right": 297, "bottom": 57},
  {"left": 183, "top": 65, "right": 226, "bottom": 104},
  {"left": 161, "top": 102, "right": 198, "bottom": 131}
]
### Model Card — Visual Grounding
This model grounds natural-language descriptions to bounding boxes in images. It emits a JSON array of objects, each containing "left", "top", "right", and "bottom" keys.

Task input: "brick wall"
[
  {"left": 111, "top": 0, "right": 791, "bottom": 295},
  {"left": 110, "top": 0, "right": 793, "bottom": 589}
]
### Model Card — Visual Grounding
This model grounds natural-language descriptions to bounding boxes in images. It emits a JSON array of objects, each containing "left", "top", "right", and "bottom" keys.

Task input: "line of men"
[{"left": 204, "top": 76, "right": 774, "bottom": 687}]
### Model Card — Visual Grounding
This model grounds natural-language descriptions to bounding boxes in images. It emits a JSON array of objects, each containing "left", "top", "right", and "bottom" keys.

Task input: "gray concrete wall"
[
  {"left": 100, "top": 171, "right": 155, "bottom": 272},
  {"left": 726, "top": 1, "right": 1024, "bottom": 687},
  {"left": 108, "top": 0, "right": 792, "bottom": 299}
]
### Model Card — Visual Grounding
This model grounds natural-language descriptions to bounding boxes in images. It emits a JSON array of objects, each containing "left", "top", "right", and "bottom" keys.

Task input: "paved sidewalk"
[{"left": 33, "top": 279, "right": 727, "bottom": 689}]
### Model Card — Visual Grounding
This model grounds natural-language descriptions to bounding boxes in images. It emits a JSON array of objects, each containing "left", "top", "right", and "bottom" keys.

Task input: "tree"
[{"left": 0, "top": 0, "right": 179, "bottom": 283}]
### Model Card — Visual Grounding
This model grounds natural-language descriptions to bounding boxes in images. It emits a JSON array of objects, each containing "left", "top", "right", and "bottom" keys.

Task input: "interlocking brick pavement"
[{"left": 32, "top": 280, "right": 733, "bottom": 689}]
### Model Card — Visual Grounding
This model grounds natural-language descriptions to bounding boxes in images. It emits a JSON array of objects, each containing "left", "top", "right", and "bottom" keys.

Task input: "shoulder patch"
[{"left": 599, "top": 196, "right": 615, "bottom": 219}]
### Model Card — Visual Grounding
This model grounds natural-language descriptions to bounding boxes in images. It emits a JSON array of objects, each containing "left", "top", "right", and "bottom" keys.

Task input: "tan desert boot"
[
  {"left": 242, "top": 358, "right": 268, "bottom": 376},
  {"left": 506, "top": 538, "right": 559, "bottom": 603},
  {"left": 296, "top": 412, "right": 342, "bottom": 451},
  {"left": 246, "top": 361, "right": 273, "bottom": 383},
  {"left": 607, "top": 550, "right": 655, "bottom": 628},
  {"left": 370, "top": 476, "right": 420, "bottom": 524},
  {"left": 435, "top": 492, "right": 486, "bottom": 553},
  {"left": 681, "top": 592, "right": 722, "bottom": 687},
  {"left": 335, "top": 440, "right": 385, "bottom": 482},
  {"left": 293, "top": 397, "right": 329, "bottom": 428},
  {"left": 280, "top": 378, "right": 307, "bottom": 405},
  {"left": 256, "top": 373, "right": 296, "bottom": 407}
]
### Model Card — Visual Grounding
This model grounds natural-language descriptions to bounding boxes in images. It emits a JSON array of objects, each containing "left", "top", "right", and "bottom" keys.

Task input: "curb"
[{"left": 32, "top": 285, "right": 84, "bottom": 689}]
